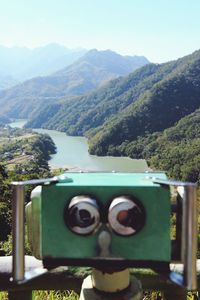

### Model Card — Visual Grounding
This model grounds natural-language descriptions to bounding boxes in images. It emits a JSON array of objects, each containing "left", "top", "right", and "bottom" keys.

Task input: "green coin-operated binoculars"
[{"left": 11, "top": 172, "right": 197, "bottom": 298}]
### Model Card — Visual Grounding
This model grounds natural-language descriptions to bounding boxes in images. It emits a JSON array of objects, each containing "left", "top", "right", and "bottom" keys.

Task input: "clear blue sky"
[{"left": 1, "top": 0, "right": 200, "bottom": 63}]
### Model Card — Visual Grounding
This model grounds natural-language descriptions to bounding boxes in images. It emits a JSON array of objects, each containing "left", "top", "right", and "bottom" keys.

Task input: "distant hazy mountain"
[
  {"left": 0, "top": 49, "right": 149, "bottom": 118},
  {"left": 0, "top": 73, "right": 18, "bottom": 90},
  {"left": 0, "top": 43, "right": 86, "bottom": 88},
  {"left": 57, "top": 49, "right": 149, "bottom": 78}
]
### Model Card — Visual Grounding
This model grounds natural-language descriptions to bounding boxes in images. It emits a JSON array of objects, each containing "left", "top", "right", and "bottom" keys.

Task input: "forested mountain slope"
[
  {"left": 0, "top": 49, "right": 149, "bottom": 119},
  {"left": 26, "top": 58, "right": 184, "bottom": 131},
  {"left": 26, "top": 63, "right": 159, "bottom": 129},
  {"left": 87, "top": 50, "right": 200, "bottom": 155},
  {"left": 117, "top": 108, "right": 200, "bottom": 183}
]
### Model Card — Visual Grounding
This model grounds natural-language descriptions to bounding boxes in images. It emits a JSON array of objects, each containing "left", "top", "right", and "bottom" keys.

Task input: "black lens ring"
[{"left": 64, "top": 195, "right": 100, "bottom": 235}]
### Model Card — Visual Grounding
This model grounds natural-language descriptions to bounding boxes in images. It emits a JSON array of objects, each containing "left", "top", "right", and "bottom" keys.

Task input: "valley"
[{"left": 0, "top": 47, "right": 200, "bottom": 183}]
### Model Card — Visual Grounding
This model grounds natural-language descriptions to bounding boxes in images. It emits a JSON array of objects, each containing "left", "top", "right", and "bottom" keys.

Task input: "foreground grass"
[
  {"left": 33, "top": 291, "right": 79, "bottom": 300},
  {"left": 0, "top": 291, "right": 199, "bottom": 300}
]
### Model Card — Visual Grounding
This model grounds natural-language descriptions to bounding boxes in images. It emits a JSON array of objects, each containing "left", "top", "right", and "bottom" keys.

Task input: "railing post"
[
  {"left": 12, "top": 183, "right": 25, "bottom": 282},
  {"left": 182, "top": 185, "right": 197, "bottom": 290},
  {"left": 153, "top": 178, "right": 198, "bottom": 290},
  {"left": 11, "top": 177, "right": 59, "bottom": 284}
]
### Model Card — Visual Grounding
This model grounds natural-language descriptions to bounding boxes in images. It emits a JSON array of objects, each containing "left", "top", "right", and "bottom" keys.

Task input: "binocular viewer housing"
[{"left": 26, "top": 172, "right": 174, "bottom": 269}]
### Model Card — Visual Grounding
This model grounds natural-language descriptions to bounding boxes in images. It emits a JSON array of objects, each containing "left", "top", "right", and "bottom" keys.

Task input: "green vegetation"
[
  {"left": 0, "top": 126, "right": 56, "bottom": 176},
  {"left": 26, "top": 63, "right": 157, "bottom": 131},
  {"left": 88, "top": 50, "right": 200, "bottom": 156},
  {"left": 0, "top": 290, "right": 198, "bottom": 300},
  {"left": 0, "top": 125, "right": 56, "bottom": 244},
  {"left": 26, "top": 62, "right": 169, "bottom": 132},
  {"left": 0, "top": 291, "right": 198, "bottom": 300},
  {"left": 32, "top": 291, "right": 79, "bottom": 300},
  {"left": 86, "top": 49, "right": 200, "bottom": 184},
  {"left": 116, "top": 108, "right": 200, "bottom": 183}
]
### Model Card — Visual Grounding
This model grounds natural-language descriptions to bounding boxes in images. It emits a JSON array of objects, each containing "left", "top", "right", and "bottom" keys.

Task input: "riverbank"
[
  {"left": 0, "top": 125, "right": 56, "bottom": 175},
  {"left": 50, "top": 164, "right": 85, "bottom": 172},
  {"left": 10, "top": 120, "right": 149, "bottom": 172},
  {"left": 50, "top": 162, "right": 151, "bottom": 174}
]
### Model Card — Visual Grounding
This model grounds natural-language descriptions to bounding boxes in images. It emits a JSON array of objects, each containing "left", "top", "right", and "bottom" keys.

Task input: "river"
[{"left": 9, "top": 120, "right": 149, "bottom": 172}]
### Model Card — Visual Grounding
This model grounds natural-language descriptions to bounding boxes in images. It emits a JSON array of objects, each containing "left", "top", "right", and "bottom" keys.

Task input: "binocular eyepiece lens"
[
  {"left": 65, "top": 195, "right": 100, "bottom": 235},
  {"left": 65, "top": 195, "right": 145, "bottom": 236},
  {"left": 108, "top": 196, "right": 145, "bottom": 236}
]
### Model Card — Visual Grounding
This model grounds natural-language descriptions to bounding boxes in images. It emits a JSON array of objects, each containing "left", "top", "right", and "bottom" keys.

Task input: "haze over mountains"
[
  {"left": 0, "top": 43, "right": 87, "bottom": 89},
  {"left": 0, "top": 49, "right": 149, "bottom": 118}
]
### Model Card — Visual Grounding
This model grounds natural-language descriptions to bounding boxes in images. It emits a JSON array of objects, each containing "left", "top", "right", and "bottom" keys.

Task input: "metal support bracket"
[{"left": 152, "top": 178, "right": 197, "bottom": 290}]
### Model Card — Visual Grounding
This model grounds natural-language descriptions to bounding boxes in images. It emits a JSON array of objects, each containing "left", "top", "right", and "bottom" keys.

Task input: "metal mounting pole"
[
  {"left": 152, "top": 178, "right": 198, "bottom": 290},
  {"left": 80, "top": 268, "right": 142, "bottom": 300},
  {"left": 182, "top": 185, "right": 197, "bottom": 290},
  {"left": 10, "top": 177, "right": 62, "bottom": 284},
  {"left": 12, "top": 183, "right": 25, "bottom": 282}
]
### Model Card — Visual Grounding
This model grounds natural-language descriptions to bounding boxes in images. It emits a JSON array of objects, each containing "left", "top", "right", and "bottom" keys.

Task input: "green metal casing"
[{"left": 27, "top": 172, "right": 171, "bottom": 265}]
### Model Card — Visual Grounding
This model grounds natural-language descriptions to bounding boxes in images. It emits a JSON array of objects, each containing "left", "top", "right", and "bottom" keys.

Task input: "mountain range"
[
  {"left": 0, "top": 49, "right": 149, "bottom": 118},
  {"left": 26, "top": 49, "right": 200, "bottom": 138},
  {"left": 0, "top": 44, "right": 87, "bottom": 89}
]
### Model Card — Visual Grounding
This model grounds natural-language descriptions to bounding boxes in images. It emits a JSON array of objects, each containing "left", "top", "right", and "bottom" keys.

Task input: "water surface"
[{"left": 10, "top": 120, "right": 149, "bottom": 172}]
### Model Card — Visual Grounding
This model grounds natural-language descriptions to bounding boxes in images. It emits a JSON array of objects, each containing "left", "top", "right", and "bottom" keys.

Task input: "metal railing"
[{"left": 0, "top": 258, "right": 199, "bottom": 300}]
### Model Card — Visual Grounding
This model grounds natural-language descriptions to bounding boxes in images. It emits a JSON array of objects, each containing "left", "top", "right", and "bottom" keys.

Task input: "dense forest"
[
  {"left": 87, "top": 50, "right": 200, "bottom": 153},
  {"left": 116, "top": 108, "right": 200, "bottom": 183}
]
